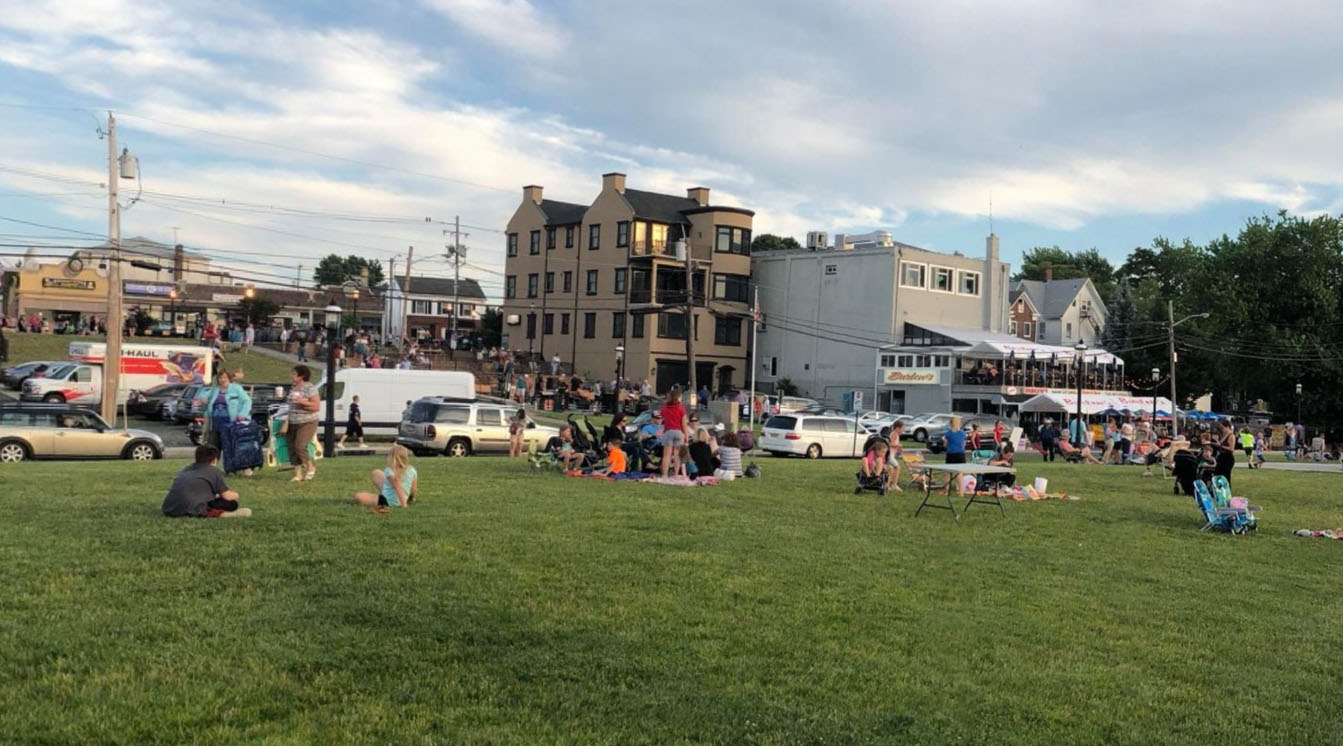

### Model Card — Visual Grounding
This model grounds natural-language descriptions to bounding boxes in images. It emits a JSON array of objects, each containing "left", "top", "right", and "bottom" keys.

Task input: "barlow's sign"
[{"left": 881, "top": 368, "right": 940, "bottom": 385}]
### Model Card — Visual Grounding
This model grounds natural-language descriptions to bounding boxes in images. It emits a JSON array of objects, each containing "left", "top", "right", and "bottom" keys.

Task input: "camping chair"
[
  {"left": 900, "top": 452, "right": 937, "bottom": 489},
  {"left": 527, "top": 440, "right": 562, "bottom": 473},
  {"left": 1055, "top": 440, "right": 1085, "bottom": 464},
  {"left": 1210, "top": 475, "right": 1260, "bottom": 529},
  {"left": 969, "top": 449, "right": 997, "bottom": 465},
  {"left": 1193, "top": 480, "right": 1252, "bottom": 534}
]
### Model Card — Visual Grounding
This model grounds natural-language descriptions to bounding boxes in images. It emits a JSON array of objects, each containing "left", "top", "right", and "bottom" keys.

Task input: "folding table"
[{"left": 914, "top": 463, "right": 1016, "bottom": 519}]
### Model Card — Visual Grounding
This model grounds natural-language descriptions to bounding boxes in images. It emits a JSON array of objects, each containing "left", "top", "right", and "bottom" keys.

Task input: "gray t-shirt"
[
  {"left": 287, "top": 382, "right": 320, "bottom": 424},
  {"left": 161, "top": 463, "right": 229, "bottom": 516},
  {"left": 717, "top": 446, "right": 743, "bottom": 476}
]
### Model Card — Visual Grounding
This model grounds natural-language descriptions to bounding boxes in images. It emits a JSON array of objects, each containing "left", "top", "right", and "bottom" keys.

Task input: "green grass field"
[
  {"left": 2, "top": 455, "right": 1341, "bottom": 745},
  {"left": 4, "top": 333, "right": 299, "bottom": 385}
]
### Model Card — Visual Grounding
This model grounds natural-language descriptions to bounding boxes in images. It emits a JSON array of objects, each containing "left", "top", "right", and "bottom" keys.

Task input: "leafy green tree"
[
  {"left": 313, "top": 254, "right": 385, "bottom": 288},
  {"left": 236, "top": 296, "right": 281, "bottom": 326},
  {"left": 478, "top": 308, "right": 502, "bottom": 349},
  {"left": 1015, "top": 246, "right": 1117, "bottom": 302},
  {"left": 751, "top": 234, "right": 802, "bottom": 252}
]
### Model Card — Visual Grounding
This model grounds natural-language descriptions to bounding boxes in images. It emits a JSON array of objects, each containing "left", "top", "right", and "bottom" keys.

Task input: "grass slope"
[
  {"left": 4, "top": 334, "right": 298, "bottom": 385},
  {"left": 2, "top": 457, "right": 1342, "bottom": 745}
]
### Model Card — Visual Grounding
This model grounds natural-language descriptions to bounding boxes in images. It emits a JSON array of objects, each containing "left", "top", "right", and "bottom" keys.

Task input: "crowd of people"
[{"left": 1, "top": 313, "right": 107, "bottom": 335}]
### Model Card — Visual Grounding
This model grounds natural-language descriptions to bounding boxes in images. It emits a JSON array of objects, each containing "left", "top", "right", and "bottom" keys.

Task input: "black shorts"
[
  {"left": 377, "top": 494, "right": 388, "bottom": 507},
  {"left": 1242, "top": 448, "right": 1253, "bottom": 457},
  {"left": 945, "top": 452, "right": 966, "bottom": 464},
  {"left": 346, "top": 422, "right": 363, "bottom": 437}
]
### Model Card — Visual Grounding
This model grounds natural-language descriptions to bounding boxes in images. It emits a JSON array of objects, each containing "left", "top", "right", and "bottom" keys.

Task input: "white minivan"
[
  {"left": 319, "top": 368, "right": 477, "bottom": 435},
  {"left": 759, "top": 414, "right": 866, "bottom": 459}
]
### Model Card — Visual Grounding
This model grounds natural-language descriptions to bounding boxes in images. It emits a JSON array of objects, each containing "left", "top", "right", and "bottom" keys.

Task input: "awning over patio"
[
  {"left": 1020, "top": 393, "right": 1173, "bottom": 415},
  {"left": 965, "top": 340, "right": 1124, "bottom": 366}
]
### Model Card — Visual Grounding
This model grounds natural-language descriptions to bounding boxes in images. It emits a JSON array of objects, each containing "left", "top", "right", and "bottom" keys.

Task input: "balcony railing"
[
  {"left": 954, "top": 368, "right": 1128, "bottom": 391},
  {"left": 630, "top": 239, "right": 671, "bottom": 257},
  {"left": 629, "top": 288, "right": 705, "bottom": 305}
]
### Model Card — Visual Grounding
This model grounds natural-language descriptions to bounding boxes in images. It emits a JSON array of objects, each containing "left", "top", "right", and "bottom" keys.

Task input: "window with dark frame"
[
  {"left": 543, "top": 313, "right": 554, "bottom": 335},
  {"left": 714, "top": 226, "right": 751, "bottom": 255},
  {"left": 561, "top": 313, "right": 570, "bottom": 335},
  {"left": 526, "top": 273, "right": 538, "bottom": 298},
  {"left": 562, "top": 270, "right": 572, "bottom": 293},
  {"left": 588, "top": 223, "right": 600, "bottom": 249},
  {"left": 583, "top": 312, "right": 596, "bottom": 338},
  {"left": 565, "top": 226, "right": 574, "bottom": 248},
  {"left": 586, "top": 269, "right": 598, "bottom": 295},
  {"left": 529, "top": 230, "right": 540, "bottom": 255},
  {"left": 612, "top": 311, "right": 625, "bottom": 338},
  {"left": 657, "top": 312, "right": 688, "bottom": 339},
  {"left": 614, "top": 268, "right": 627, "bottom": 294},
  {"left": 714, "top": 316, "right": 742, "bottom": 346},
  {"left": 616, "top": 221, "right": 630, "bottom": 248},
  {"left": 505, "top": 275, "right": 516, "bottom": 298},
  {"left": 631, "top": 312, "right": 644, "bottom": 338},
  {"left": 546, "top": 227, "right": 555, "bottom": 250},
  {"left": 712, "top": 273, "right": 750, "bottom": 303},
  {"left": 544, "top": 272, "right": 554, "bottom": 293},
  {"left": 507, "top": 233, "right": 518, "bottom": 257}
]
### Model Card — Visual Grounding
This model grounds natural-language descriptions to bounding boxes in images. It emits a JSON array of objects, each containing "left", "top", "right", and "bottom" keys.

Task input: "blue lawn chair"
[
  {"left": 1211, "top": 475, "right": 1260, "bottom": 529},
  {"left": 1194, "top": 480, "right": 1251, "bottom": 534}
]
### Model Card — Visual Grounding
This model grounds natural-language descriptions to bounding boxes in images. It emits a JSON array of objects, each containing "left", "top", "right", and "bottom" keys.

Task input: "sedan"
[
  {"left": 2, "top": 361, "right": 59, "bottom": 390},
  {"left": 126, "top": 383, "right": 194, "bottom": 419}
]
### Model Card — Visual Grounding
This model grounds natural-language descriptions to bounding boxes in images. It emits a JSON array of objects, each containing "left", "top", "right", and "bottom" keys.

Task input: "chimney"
[
  {"left": 984, "top": 233, "right": 1000, "bottom": 332},
  {"left": 1043, "top": 263, "right": 1053, "bottom": 282},
  {"left": 602, "top": 172, "right": 626, "bottom": 194},
  {"left": 686, "top": 186, "right": 710, "bottom": 206},
  {"left": 173, "top": 243, "right": 184, "bottom": 282},
  {"left": 522, "top": 185, "right": 543, "bottom": 204}
]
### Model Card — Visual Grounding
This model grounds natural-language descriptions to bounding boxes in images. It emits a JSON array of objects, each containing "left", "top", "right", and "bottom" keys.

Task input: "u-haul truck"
[{"left": 20, "top": 342, "right": 213, "bottom": 405}]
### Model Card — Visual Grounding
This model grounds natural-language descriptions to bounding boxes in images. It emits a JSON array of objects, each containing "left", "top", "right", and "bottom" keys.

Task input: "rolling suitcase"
[{"left": 227, "top": 419, "right": 264, "bottom": 474}]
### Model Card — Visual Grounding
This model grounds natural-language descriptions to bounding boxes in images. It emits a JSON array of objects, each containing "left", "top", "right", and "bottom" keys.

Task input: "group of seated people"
[
  {"left": 856, "top": 423, "right": 1016, "bottom": 496},
  {"left": 539, "top": 411, "right": 745, "bottom": 479}
]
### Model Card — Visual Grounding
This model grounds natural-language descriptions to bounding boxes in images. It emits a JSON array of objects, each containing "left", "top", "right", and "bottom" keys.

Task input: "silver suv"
[
  {"left": 0, "top": 404, "right": 164, "bottom": 463},
  {"left": 396, "top": 397, "right": 557, "bottom": 457}
]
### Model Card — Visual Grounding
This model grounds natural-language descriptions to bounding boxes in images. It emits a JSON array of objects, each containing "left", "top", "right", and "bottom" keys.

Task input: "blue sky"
[{"left": 1, "top": 0, "right": 1341, "bottom": 298}]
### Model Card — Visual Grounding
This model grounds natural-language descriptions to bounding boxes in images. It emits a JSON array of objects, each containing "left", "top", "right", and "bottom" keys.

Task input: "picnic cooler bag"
[{"left": 227, "top": 420, "right": 265, "bottom": 473}]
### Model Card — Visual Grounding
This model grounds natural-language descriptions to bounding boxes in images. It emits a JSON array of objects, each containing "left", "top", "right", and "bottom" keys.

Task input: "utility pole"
[
  {"left": 296, "top": 264, "right": 302, "bottom": 289},
  {"left": 1167, "top": 300, "right": 1177, "bottom": 425},
  {"left": 99, "top": 112, "right": 124, "bottom": 425},
  {"left": 444, "top": 216, "right": 467, "bottom": 359},
  {"left": 400, "top": 246, "right": 414, "bottom": 349},
  {"left": 385, "top": 257, "right": 396, "bottom": 343},
  {"left": 682, "top": 237, "right": 698, "bottom": 402},
  {"left": 749, "top": 285, "right": 760, "bottom": 436}
]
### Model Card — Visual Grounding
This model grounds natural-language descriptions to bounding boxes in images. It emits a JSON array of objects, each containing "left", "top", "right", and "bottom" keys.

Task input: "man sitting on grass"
[
  {"left": 161, "top": 445, "right": 252, "bottom": 518},
  {"left": 546, "top": 425, "right": 585, "bottom": 471}
]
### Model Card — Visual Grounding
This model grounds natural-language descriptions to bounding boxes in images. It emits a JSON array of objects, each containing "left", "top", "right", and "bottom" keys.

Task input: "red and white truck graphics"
[{"left": 21, "top": 342, "right": 213, "bottom": 405}]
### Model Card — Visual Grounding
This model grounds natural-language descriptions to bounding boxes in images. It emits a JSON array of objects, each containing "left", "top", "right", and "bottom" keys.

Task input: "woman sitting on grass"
[
  {"left": 354, "top": 444, "right": 418, "bottom": 514},
  {"left": 980, "top": 442, "right": 1017, "bottom": 493}
]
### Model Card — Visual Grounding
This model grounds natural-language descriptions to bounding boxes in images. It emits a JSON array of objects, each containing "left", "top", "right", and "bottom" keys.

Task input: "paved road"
[{"left": 1257, "top": 461, "right": 1342, "bottom": 473}]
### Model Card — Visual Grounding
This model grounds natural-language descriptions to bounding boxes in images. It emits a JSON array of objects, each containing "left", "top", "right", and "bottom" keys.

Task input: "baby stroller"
[
  {"left": 1171, "top": 448, "right": 1200, "bottom": 496},
  {"left": 565, "top": 414, "right": 603, "bottom": 469},
  {"left": 854, "top": 470, "right": 889, "bottom": 496}
]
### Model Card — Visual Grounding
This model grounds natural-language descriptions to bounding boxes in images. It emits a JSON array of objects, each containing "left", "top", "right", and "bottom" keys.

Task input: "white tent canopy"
[
  {"left": 1020, "top": 393, "right": 1173, "bottom": 415},
  {"left": 965, "top": 340, "right": 1124, "bottom": 366}
]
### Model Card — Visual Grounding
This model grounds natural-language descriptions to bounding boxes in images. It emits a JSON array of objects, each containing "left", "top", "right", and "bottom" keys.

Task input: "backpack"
[{"left": 744, "top": 462, "right": 761, "bottom": 479}]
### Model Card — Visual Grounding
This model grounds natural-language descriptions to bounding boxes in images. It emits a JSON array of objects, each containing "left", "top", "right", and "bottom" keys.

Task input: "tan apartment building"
[{"left": 502, "top": 172, "right": 755, "bottom": 394}]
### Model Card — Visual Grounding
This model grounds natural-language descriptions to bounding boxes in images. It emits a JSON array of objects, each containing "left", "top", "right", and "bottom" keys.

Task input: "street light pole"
[
  {"left": 1296, "top": 382, "right": 1302, "bottom": 429},
  {"left": 615, "top": 344, "right": 624, "bottom": 384},
  {"left": 1167, "top": 302, "right": 1210, "bottom": 430},
  {"left": 1074, "top": 341, "right": 1086, "bottom": 446},
  {"left": 1152, "top": 367, "right": 1160, "bottom": 436},
  {"left": 322, "top": 303, "right": 341, "bottom": 457},
  {"left": 99, "top": 112, "right": 135, "bottom": 425}
]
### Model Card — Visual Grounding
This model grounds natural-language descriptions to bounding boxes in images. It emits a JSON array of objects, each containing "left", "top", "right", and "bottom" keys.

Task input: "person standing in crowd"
[
  {"left": 1102, "top": 417, "right": 1118, "bottom": 464},
  {"left": 992, "top": 419, "right": 1005, "bottom": 447},
  {"left": 285, "top": 364, "right": 321, "bottom": 482},
  {"left": 943, "top": 416, "right": 967, "bottom": 464},
  {"left": 659, "top": 388, "right": 689, "bottom": 478},
  {"left": 1213, "top": 420, "right": 1237, "bottom": 485},
  {"left": 551, "top": 353, "right": 561, "bottom": 376},
  {"left": 295, "top": 328, "right": 308, "bottom": 362},
  {"left": 698, "top": 384, "right": 711, "bottom": 411},
  {"left": 339, "top": 394, "right": 365, "bottom": 448},
  {"left": 1119, "top": 418, "right": 1134, "bottom": 463},
  {"left": 243, "top": 323, "right": 255, "bottom": 349},
  {"left": 195, "top": 369, "right": 252, "bottom": 475},
  {"left": 1038, "top": 419, "right": 1058, "bottom": 462}
]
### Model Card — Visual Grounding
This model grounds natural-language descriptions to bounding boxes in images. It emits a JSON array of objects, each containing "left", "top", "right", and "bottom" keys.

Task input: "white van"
[{"left": 318, "top": 368, "right": 476, "bottom": 435}]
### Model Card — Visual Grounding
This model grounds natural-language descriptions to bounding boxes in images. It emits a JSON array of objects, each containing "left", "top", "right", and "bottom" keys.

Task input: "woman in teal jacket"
[{"left": 195, "top": 370, "right": 253, "bottom": 473}]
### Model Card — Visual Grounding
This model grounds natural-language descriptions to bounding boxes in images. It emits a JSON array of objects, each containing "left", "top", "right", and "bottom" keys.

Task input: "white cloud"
[{"left": 419, "top": 0, "right": 565, "bottom": 58}]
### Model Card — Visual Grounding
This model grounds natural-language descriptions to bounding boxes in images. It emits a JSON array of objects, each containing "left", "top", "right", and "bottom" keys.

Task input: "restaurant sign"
[
  {"left": 42, "top": 277, "right": 96, "bottom": 291},
  {"left": 881, "top": 368, "right": 940, "bottom": 385}
]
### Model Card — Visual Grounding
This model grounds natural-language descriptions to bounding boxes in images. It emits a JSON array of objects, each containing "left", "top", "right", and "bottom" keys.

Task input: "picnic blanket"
[
  {"left": 1003, "top": 485, "right": 1080, "bottom": 501},
  {"left": 564, "top": 470, "right": 719, "bottom": 486},
  {"left": 1293, "top": 529, "right": 1343, "bottom": 540}
]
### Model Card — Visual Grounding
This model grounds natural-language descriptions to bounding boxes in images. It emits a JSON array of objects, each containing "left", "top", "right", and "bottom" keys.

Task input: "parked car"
[
  {"left": 902, "top": 414, "right": 955, "bottom": 443},
  {"left": 776, "top": 396, "right": 820, "bottom": 414},
  {"left": 396, "top": 397, "right": 558, "bottom": 457},
  {"left": 2, "top": 361, "right": 61, "bottom": 390},
  {"left": 0, "top": 403, "right": 164, "bottom": 463},
  {"left": 144, "top": 320, "right": 188, "bottom": 338},
  {"left": 758, "top": 414, "right": 866, "bottom": 459},
  {"left": 185, "top": 382, "right": 288, "bottom": 446},
  {"left": 161, "top": 384, "right": 207, "bottom": 424},
  {"left": 126, "top": 383, "right": 195, "bottom": 419}
]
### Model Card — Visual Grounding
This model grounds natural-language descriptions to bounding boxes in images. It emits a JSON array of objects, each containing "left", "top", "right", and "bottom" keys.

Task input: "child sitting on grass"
[
  {"left": 354, "top": 444, "right": 418, "bottom": 514},
  {"left": 593, "top": 434, "right": 628, "bottom": 477},
  {"left": 161, "top": 445, "right": 252, "bottom": 518},
  {"left": 856, "top": 440, "right": 893, "bottom": 495}
]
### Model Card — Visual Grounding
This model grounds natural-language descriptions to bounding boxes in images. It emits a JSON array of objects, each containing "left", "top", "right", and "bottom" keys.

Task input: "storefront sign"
[
  {"left": 42, "top": 277, "right": 96, "bottom": 291},
  {"left": 123, "top": 281, "right": 175, "bottom": 297},
  {"left": 212, "top": 293, "right": 244, "bottom": 303},
  {"left": 881, "top": 368, "right": 939, "bottom": 385}
]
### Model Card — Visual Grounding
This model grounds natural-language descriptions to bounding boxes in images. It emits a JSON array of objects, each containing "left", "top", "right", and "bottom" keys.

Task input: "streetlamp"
[
  {"left": 1073, "top": 340, "right": 1086, "bottom": 446},
  {"left": 1167, "top": 305, "right": 1210, "bottom": 431},
  {"left": 615, "top": 344, "right": 625, "bottom": 384},
  {"left": 1296, "top": 382, "right": 1302, "bottom": 429},
  {"left": 1151, "top": 367, "right": 1160, "bottom": 435},
  {"left": 527, "top": 303, "right": 536, "bottom": 357},
  {"left": 342, "top": 280, "right": 360, "bottom": 338},
  {"left": 322, "top": 302, "right": 341, "bottom": 457}
]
